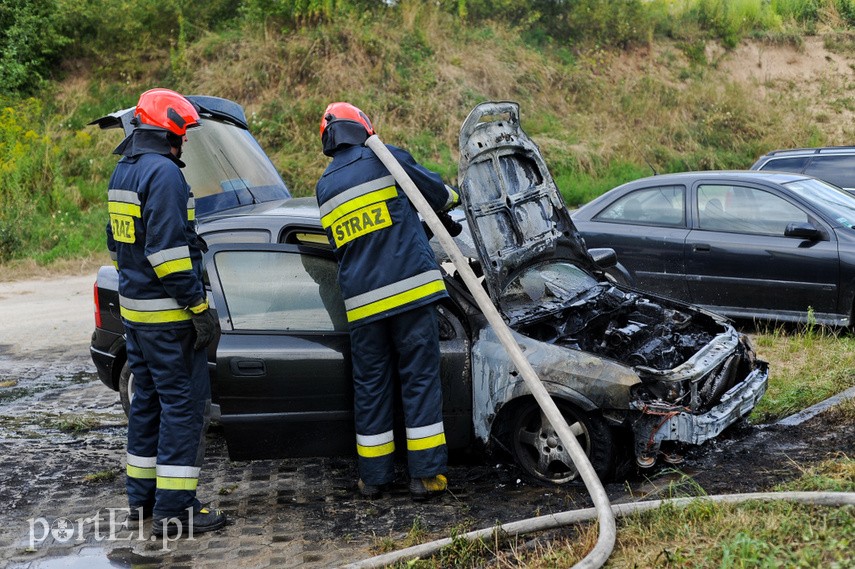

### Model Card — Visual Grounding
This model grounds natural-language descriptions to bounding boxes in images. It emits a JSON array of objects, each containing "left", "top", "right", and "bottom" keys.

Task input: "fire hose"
[
  {"left": 361, "top": 134, "right": 617, "bottom": 569},
  {"left": 344, "top": 491, "right": 855, "bottom": 568}
]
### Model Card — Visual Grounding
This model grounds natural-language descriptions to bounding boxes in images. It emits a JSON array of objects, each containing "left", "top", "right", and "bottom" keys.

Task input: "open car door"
[{"left": 205, "top": 243, "right": 354, "bottom": 460}]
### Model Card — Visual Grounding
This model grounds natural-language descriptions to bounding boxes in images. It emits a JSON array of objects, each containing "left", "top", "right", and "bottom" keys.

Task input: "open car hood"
[{"left": 457, "top": 102, "right": 596, "bottom": 310}]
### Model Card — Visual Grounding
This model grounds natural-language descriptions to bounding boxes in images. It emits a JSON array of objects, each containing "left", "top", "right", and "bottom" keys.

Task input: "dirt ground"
[{"left": 0, "top": 271, "right": 852, "bottom": 568}]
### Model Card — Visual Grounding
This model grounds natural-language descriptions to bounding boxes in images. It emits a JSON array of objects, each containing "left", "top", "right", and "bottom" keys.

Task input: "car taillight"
[{"left": 93, "top": 281, "right": 102, "bottom": 328}]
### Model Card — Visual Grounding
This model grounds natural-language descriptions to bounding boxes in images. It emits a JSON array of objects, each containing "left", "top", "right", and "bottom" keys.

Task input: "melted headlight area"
[{"left": 514, "top": 285, "right": 719, "bottom": 371}]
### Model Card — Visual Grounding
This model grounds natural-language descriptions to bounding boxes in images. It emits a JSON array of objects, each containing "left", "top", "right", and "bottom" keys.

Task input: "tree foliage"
[{"left": 0, "top": 0, "right": 67, "bottom": 94}]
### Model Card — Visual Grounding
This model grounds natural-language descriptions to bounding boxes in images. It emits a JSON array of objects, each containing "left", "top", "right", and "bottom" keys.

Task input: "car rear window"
[{"left": 213, "top": 250, "right": 347, "bottom": 332}]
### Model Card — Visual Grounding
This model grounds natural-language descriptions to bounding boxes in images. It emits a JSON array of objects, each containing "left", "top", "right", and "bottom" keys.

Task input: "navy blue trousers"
[
  {"left": 124, "top": 325, "right": 210, "bottom": 518},
  {"left": 350, "top": 304, "right": 448, "bottom": 485}
]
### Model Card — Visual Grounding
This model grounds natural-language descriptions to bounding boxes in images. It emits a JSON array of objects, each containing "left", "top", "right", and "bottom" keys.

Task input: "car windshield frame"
[
  {"left": 182, "top": 119, "right": 291, "bottom": 217},
  {"left": 782, "top": 178, "right": 855, "bottom": 229}
]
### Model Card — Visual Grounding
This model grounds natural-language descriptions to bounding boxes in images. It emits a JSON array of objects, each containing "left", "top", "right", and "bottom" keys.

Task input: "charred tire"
[
  {"left": 510, "top": 400, "right": 615, "bottom": 485},
  {"left": 118, "top": 362, "right": 134, "bottom": 418}
]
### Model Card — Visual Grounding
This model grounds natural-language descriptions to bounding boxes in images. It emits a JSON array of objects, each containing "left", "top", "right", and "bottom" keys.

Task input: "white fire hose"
[{"left": 360, "top": 134, "right": 616, "bottom": 569}]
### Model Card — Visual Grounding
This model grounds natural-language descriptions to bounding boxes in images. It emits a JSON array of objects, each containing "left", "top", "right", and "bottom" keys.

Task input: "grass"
[
  {"left": 83, "top": 469, "right": 119, "bottom": 483},
  {"left": 397, "top": 456, "right": 854, "bottom": 568},
  {"left": 749, "top": 325, "right": 855, "bottom": 422},
  {"left": 54, "top": 415, "right": 100, "bottom": 433}
]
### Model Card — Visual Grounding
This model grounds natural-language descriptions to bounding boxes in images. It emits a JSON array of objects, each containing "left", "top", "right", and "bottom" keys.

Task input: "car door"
[
  {"left": 205, "top": 242, "right": 473, "bottom": 461},
  {"left": 577, "top": 184, "right": 692, "bottom": 301},
  {"left": 685, "top": 181, "right": 839, "bottom": 319},
  {"left": 206, "top": 242, "right": 354, "bottom": 460}
]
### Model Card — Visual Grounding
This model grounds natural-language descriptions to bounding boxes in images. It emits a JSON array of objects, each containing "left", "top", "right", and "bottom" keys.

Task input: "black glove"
[
  {"left": 437, "top": 210, "right": 463, "bottom": 237},
  {"left": 191, "top": 306, "right": 219, "bottom": 350}
]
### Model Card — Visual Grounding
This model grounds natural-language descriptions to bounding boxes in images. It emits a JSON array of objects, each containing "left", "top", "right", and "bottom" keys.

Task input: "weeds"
[
  {"left": 54, "top": 416, "right": 99, "bottom": 433},
  {"left": 775, "top": 453, "right": 855, "bottom": 492},
  {"left": 83, "top": 469, "right": 119, "bottom": 483}
]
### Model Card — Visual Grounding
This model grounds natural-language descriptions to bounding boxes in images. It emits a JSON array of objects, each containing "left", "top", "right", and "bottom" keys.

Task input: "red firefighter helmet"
[
  {"left": 319, "top": 102, "right": 375, "bottom": 156},
  {"left": 134, "top": 88, "right": 200, "bottom": 136},
  {"left": 319, "top": 102, "right": 374, "bottom": 139}
]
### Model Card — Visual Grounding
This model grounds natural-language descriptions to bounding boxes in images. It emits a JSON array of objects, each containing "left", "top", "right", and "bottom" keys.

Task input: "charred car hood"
[{"left": 458, "top": 101, "right": 596, "bottom": 313}]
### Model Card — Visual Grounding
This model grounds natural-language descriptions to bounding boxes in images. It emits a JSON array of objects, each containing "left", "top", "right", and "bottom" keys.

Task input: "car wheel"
[
  {"left": 510, "top": 400, "right": 615, "bottom": 484},
  {"left": 118, "top": 362, "right": 134, "bottom": 418}
]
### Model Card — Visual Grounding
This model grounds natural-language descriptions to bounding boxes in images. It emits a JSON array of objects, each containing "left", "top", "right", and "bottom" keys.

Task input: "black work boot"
[
  {"left": 123, "top": 504, "right": 153, "bottom": 529},
  {"left": 409, "top": 474, "right": 447, "bottom": 502},
  {"left": 152, "top": 505, "right": 227, "bottom": 538},
  {"left": 357, "top": 479, "right": 390, "bottom": 499}
]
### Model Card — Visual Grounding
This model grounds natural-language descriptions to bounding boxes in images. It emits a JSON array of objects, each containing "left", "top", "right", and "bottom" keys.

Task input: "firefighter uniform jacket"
[
  {"left": 315, "top": 144, "right": 457, "bottom": 326},
  {"left": 106, "top": 142, "right": 205, "bottom": 328}
]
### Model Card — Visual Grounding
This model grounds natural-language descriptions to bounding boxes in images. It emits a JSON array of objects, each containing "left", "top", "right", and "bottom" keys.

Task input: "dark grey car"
[
  {"left": 91, "top": 100, "right": 769, "bottom": 484},
  {"left": 572, "top": 170, "right": 855, "bottom": 326}
]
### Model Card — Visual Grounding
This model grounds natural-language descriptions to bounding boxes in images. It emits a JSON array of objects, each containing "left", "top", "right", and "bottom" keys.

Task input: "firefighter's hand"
[{"left": 190, "top": 301, "right": 219, "bottom": 350}]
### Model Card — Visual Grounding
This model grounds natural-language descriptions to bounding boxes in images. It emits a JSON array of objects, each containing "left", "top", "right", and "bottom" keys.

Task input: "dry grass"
[
  {"left": 0, "top": 254, "right": 109, "bottom": 282},
  {"left": 165, "top": 6, "right": 849, "bottom": 199}
]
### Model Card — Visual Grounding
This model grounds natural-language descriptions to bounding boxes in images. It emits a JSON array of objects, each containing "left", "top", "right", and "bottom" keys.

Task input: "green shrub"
[{"left": 0, "top": 0, "right": 68, "bottom": 93}]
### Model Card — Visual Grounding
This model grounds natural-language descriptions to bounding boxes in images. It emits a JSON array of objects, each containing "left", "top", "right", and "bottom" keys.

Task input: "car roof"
[
  {"left": 757, "top": 146, "right": 855, "bottom": 158},
  {"left": 201, "top": 196, "right": 320, "bottom": 224},
  {"left": 612, "top": 170, "right": 812, "bottom": 189}
]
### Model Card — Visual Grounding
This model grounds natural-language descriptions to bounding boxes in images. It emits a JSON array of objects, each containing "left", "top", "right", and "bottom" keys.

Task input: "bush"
[{"left": 0, "top": 0, "right": 67, "bottom": 93}]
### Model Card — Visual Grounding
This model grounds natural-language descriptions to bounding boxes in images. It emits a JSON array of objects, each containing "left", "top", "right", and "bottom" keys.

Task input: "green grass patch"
[
  {"left": 749, "top": 326, "right": 855, "bottom": 422},
  {"left": 83, "top": 469, "right": 119, "bottom": 483},
  {"left": 54, "top": 415, "right": 100, "bottom": 433},
  {"left": 557, "top": 162, "right": 654, "bottom": 208}
]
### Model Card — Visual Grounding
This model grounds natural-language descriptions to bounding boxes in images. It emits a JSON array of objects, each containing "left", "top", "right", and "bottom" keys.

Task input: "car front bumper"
[{"left": 630, "top": 362, "right": 769, "bottom": 461}]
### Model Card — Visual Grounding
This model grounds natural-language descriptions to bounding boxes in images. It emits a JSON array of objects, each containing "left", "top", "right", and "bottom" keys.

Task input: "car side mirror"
[
  {"left": 784, "top": 222, "right": 821, "bottom": 240},
  {"left": 588, "top": 247, "right": 618, "bottom": 269}
]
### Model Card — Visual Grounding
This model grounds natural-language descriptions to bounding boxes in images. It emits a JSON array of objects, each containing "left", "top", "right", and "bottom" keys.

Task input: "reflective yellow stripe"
[
  {"left": 320, "top": 187, "right": 398, "bottom": 229},
  {"left": 108, "top": 202, "right": 141, "bottom": 217},
  {"left": 346, "top": 280, "right": 446, "bottom": 322},
  {"left": 127, "top": 465, "right": 156, "bottom": 479},
  {"left": 157, "top": 476, "right": 198, "bottom": 491},
  {"left": 120, "top": 306, "right": 192, "bottom": 324},
  {"left": 189, "top": 298, "right": 209, "bottom": 314},
  {"left": 153, "top": 257, "right": 193, "bottom": 279},
  {"left": 407, "top": 432, "right": 446, "bottom": 451},
  {"left": 357, "top": 441, "right": 395, "bottom": 458},
  {"left": 188, "top": 208, "right": 195, "bottom": 221}
]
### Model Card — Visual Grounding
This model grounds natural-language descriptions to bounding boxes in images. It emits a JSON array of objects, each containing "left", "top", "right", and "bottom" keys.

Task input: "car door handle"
[
  {"left": 230, "top": 359, "right": 266, "bottom": 376},
  {"left": 693, "top": 244, "right": 711, "bottom": 252}
]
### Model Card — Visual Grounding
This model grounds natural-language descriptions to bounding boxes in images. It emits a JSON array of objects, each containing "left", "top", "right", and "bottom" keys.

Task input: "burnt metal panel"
[{"left": 458, "top": 102, "right": 594, "bottom": 309}]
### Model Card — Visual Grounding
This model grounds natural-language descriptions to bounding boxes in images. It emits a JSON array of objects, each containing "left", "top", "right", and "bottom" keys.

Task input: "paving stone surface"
[{"left": 0, "top": 352, "right": 594, "bottom": 569}]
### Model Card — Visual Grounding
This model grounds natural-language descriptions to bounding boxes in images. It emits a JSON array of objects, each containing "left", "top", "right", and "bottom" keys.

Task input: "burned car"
[{"left": 90, "top": 98, "right": 768, "bottom": 484}]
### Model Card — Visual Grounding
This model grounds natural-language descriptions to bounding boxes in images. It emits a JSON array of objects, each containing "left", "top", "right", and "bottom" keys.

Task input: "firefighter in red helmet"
[
  {"left": 316, "top": 102, "right": 459, "bottom": 500},
  {"left": 107, "top": 88, "right": 226, "bottom": 536}
]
